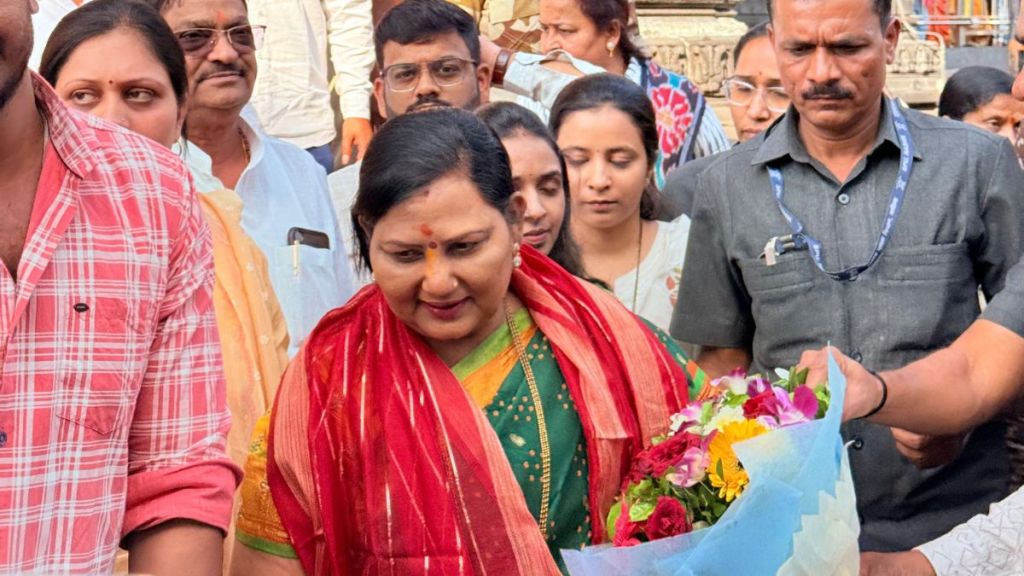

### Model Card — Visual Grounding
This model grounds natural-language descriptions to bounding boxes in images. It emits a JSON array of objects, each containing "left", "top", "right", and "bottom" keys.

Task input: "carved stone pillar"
[
  {"left": 636, "top": 2, "right": 944, "bottom": 126},
  {"left": 635, "top": 0, "right": 746, "bottom": 96}
]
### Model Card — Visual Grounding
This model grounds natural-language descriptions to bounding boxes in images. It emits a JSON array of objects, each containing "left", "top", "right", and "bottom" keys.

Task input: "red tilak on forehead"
[
  {"left": 428, "top": 241, "right": 438, "bottom": 249},
  {"left": 420, "top": 224, "right": 434, "bottom": 237}
]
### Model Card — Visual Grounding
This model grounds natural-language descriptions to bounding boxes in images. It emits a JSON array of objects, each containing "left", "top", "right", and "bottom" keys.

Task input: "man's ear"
[
  {"left": 373, "top": 77, "right": 389, "bottom": 120},
  {"left": 476, "top": 63, "right": 492, "bottom": 105},
  {"left": 883, "top": 17, "right": 901, "bottom": 65}
]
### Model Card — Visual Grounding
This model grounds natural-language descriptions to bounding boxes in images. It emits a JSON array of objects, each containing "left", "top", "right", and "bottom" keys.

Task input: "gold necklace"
[
  {"left": 632, "top": 219, "right": 644, "bottom": 312},
  {"left": 504, "top": 299, "right": 553, "bottom": 541},
  {"left": 238, "top": 126, "right": 251, "bottom": 164}
]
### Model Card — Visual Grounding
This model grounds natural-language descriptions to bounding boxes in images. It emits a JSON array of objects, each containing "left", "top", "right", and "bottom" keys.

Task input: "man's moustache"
[
  {"left": 802, "top": 84, "right": 853, "bottom": 100},
  {"left": 198, "top": 67, "right": 245, "bottom": 81},
  {"left": 408, "top": 98, "right": 453, "bottom": 112}
]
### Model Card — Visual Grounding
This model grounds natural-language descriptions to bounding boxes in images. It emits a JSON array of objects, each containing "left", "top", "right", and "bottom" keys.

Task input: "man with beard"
[
  {"left": 672, "top": 0, "right": 1024, "bottom": 552},
  {"left": 145, "top": 0, "right": 354, "bottom": 355},
  {"left": 0, "top": 0, "right": 238, "bottom": 572},
  {"left": 328, "top": 0, "right": 492, "bottom": 284}
]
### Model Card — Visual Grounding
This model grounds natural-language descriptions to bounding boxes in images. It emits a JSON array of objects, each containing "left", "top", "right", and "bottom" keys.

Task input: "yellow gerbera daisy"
[{"left": 707, "top": 419, "right": 769, "bottom": 502}]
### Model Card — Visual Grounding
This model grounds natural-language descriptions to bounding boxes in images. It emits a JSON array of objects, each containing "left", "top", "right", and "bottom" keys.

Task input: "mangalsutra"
[{"left": 504, "top": 299, "right": 553, "bottom": 540}]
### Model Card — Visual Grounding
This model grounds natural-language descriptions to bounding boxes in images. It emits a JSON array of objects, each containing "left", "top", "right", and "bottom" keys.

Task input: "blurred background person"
[
  {"left": 146, "top": 0, "right": 354, "bottom": 355},
  {"left": 247, "top": 0, "right": 375, "bottom": 172},
  {"left": 484, "top": 0, "right": 730, "bottom": 189},
  {"left": 939, "top": 65, "right": 1024, "bottom": 145},
  {"left": 658, "top": 20, "right": 788, "bottom": 220},
  {"left": 477, "top": 101, "right": 584, "bottom": 276}
]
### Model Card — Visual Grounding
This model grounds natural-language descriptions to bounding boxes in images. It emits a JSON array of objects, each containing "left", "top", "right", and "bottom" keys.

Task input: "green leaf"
[
  {"left": 629, "top": 498, "right": 656, "bottom": 522},
  {"left": 814, "top": 384, "right": 832, "bottom": 418},
  {"left": 715, "top": 458, "right": 724, "bottom": 479},
  {"left": 700, "top": 401, "right": 714, "bottom": 425},
  {"left": 606, "top": 501, "right": 623, "bottom": 540},
  {"left": 790, "top": 367, "right": 809, "bottom": 387}
]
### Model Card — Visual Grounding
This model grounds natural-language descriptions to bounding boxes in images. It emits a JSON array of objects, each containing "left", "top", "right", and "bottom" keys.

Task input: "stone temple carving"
[{"left": 637, "top": 0, "right": 944, "bottom": 107}]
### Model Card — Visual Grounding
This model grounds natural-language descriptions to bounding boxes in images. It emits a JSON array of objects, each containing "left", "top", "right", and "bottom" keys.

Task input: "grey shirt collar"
[{"left": 751, "top": 97, "right": 923, "bottom": 167}]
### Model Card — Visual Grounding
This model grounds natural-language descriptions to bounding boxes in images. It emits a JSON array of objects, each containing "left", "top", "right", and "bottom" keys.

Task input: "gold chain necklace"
[
  {"left": 632, "top": 219, "right": 644, "bottom": 312},
  {"left": 504, "top": 299, "right": 553, "bottom": 541},
  {"left": 238, "top": 126, "right": 251, "bottom": 164}
]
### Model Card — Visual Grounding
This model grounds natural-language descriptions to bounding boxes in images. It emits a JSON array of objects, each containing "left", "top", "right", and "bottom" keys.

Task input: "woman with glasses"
[
  {"left": 39, "top": 3, "right": 288, "bottom": 565},
  {"left": 229, "top": 108, "right": 704, "bottom": 576},
  {"left": 721, "top": 21, "right": 789, "bottom": 143}
]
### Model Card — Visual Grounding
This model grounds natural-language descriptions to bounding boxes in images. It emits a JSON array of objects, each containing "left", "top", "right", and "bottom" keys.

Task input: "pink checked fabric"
[{"left": 0, "top": 76, "right": 241, "bottom": 573}]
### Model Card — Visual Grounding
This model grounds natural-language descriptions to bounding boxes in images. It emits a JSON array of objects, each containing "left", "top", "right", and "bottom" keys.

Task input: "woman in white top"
[{"left": 549, "top": 73, "right": 689, "bottom": 331}]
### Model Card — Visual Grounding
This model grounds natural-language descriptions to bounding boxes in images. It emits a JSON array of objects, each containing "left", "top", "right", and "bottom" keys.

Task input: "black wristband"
[{"left": 860, "top": 370, "right": 888, "bottom": 420}]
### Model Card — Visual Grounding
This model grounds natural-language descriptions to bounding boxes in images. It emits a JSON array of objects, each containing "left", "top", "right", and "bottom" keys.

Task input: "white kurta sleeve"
[{"left": 917, "top": 486, "right": 1024, "bottom": 576}]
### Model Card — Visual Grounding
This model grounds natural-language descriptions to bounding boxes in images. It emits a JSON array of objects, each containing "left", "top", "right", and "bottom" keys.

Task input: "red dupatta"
[{"left": 267, "top": 246, "right": 691, "bottom": 575}]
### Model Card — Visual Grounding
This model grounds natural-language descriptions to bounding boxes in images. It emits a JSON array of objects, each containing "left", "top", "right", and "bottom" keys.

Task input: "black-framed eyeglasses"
[
  {"left": 722, "top": 77, "right": 790, "bottom": 113},
  {"left": 174, "top": 25, "right": 267, "bottom": 57},
  {"left": 382, "top": 57, "right": 477, "bottom": 92}
]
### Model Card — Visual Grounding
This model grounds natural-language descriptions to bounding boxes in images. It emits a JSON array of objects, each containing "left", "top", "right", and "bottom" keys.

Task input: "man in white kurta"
[{"left": 247, "top": 0, "right": 375, "bottom": 172}]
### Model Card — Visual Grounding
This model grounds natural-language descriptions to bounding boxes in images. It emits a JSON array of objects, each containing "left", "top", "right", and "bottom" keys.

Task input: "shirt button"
[
  {"left": 837, "top": 192, "right": 851, "bottom": 206},
  {"left": 851, "top": 350, "right": 863, "bottom": 363},
  {"left": 852, "top": 436, "right": 865, "bottom": 450}
]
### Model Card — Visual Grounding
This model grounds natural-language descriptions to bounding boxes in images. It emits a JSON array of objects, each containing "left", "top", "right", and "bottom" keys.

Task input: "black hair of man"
[
  {"left": 765, "top": 0, "right": 891, "bottom": 25},
  {"left": 374, "top": 0, "right": 481, "bottom": 67},
  {"left": 139, "top": 0, "right": 248, "bottom": 13},
  {"left": 733, "top": 21, "right": 770, "bottom": 66}
]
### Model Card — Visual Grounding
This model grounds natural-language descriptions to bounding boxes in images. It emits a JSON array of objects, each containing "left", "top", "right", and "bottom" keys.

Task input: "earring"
[
  {"left": 513, "top": 243, "right": 522, "bottom": 268},
  {"left": 607, "top": 41, "right": 615, "bottom": 58}
]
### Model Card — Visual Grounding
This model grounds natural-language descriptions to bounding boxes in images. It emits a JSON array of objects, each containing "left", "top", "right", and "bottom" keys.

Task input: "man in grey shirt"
[{"left": 672, "top": 0, "right": 1024, "bottom": 552}]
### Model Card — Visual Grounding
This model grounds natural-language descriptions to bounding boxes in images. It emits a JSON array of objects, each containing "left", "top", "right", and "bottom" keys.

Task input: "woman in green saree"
[{"left": 230, "top": 109, "right": 703, "bottom": 576}]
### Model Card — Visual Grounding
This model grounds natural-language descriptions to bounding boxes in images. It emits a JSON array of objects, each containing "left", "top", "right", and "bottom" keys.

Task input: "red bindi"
[
  {"left": 428, "top": 241, "right": 438, "bottom": 249},
  {"left": 419, "top": 224, "right": 434, "bottom": 237}
]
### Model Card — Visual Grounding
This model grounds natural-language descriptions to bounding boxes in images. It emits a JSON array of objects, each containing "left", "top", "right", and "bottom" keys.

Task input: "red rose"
[
  {"left": 644, "top": 497, "right": 692, "bottom": 541},
  {"left": 743, "top": 390, "right": 778, "bottom": 420},
  {"left": 647, "top": 432, "right": 702, "bottom": 477},
  {"left": 612, "top": 506, "right": 645, "bottom": 547}
]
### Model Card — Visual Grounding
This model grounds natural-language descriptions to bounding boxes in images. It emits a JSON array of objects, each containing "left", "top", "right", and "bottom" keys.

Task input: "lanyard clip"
[{"left": 292, "top": 240, "right": 301, "bottom": 277}]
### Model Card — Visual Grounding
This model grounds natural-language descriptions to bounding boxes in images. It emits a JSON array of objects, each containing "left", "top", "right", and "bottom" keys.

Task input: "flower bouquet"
[{"left": 562, "top": 352, "right": 859, "bottom": 576}]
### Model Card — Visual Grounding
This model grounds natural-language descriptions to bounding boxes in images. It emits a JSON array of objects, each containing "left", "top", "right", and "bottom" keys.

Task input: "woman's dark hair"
[
  {"left": 353, "top": 108, "right": 514, "bottom": 272},
  {"left": 939, "top": 66, "right": 1014, "bottom": 121},
  {"left": 39, "top": 0, "right": 188, "bottom": 109},
  {"left": 477, "top": 102, "right": 585, "bottom": 277},
  {"left": 734, "top": 21, "right": 770, "bottom": 66},
  {"left": 572, "top": 0, "right": 642, "bottom": 66},
  {"left": 549, "top": 73, "right": 660, "bottom": 220}
]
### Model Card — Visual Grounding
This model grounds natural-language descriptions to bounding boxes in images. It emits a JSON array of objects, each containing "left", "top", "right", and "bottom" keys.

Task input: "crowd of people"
[{"left": 3, "top": 0, "right": 1024, "bottom": 573}]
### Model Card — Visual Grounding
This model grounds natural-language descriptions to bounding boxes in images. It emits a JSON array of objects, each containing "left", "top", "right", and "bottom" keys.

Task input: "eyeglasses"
[
  {"left": 382, "top": 57, "right": 477, "bottom": 92},
  {"left": 174, "top": 25, "right": 267, "bottom": 56},
  {"left": 723, "top": 78, "right": 790, "bottom": 113}
]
